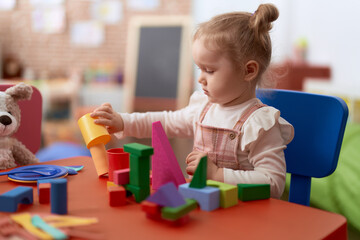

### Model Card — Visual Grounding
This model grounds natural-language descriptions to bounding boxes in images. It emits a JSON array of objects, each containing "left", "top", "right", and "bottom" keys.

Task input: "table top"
[{"left": 0, "top": 157, "right": 347, "bottom": 240}]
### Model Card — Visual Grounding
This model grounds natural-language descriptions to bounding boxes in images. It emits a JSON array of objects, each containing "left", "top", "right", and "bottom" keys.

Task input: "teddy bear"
[{"left": 0, "top": 82, "right": 39, "bottom": 169}]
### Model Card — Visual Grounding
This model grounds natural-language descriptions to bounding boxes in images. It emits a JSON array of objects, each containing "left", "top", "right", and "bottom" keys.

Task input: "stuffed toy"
[{"left": 0, "top": 83, "right": 39, "bottom": 169}]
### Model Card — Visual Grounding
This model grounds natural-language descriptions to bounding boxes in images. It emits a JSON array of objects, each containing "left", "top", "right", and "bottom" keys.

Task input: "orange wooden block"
[
  {"left": 38, "top": 183, "right": 50, "bottom": 204},
  {"left": 108, "top": 186, "right": 126, "bottom": 207}
]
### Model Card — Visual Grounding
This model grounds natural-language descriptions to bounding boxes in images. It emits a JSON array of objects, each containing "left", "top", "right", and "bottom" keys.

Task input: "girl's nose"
[{"left": 198, "top": 73, "right": 206, "bottom": 85}]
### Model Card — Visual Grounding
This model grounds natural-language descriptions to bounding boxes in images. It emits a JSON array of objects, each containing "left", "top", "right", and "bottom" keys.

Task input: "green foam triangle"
[{"left": 189, "top": 156, "right": 207, "bottom": 189}]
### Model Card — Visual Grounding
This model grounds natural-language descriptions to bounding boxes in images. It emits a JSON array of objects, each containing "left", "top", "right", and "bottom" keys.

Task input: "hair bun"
[
  {"left": 250, "top": 4, "right": 279, "bottom": 31},
  {"left": 249, "top": 4, "right": 279, "bottom": 49}
]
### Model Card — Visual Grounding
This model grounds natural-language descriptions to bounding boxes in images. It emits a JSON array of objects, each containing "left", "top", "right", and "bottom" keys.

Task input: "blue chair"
[{"left": 256, "top": 89, "right": 349, "bottom": 206}]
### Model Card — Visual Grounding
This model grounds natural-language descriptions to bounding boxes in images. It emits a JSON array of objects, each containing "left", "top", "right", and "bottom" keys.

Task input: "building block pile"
[
  {"left": 106, "top": 142, "right": 153, "bottom": 204},
  {"left": 103, "top": 121, "right": 272, "bottom": 224}
]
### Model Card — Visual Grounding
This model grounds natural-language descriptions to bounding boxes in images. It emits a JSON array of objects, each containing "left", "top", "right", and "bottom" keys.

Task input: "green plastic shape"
[
  {"left": 161, "top": 198, "right": 198, "bottom": 221},
  {"left": 237, "top": 184, "right": 270, "bottom": 202},
  {"left": 125, "top": 184, "right": 150, "bottom": 203},
  {"left": 124, "top": 143, "right": 154, "bottom": 157},
  {"left": 129, "top": 155, "right": 150, "bottom": 187},
  {"left": 189, "top": 156, "right": 207, "bottom": 189}
]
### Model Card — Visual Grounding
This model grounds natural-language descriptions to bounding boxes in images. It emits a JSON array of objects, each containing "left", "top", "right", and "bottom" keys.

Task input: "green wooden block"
[
  {"left": 129, "top": 155, "right": 150, "bottom": 187},
  {"left": 124, "top": 143, "right": 154, "bottom": 157},
  {"left": 125, "top": 184, "right": 150, "bottom": 203},
  {"left": 237, "top": 184, "right": 270, "bottom": 201},
  {"left": 207, "top": 180, "right": 238, "bottom": 208},
  {"left": 189, "top": 156, "right": 207, "bottom": 189},
  {"left": 161, "top": 198, "right": 198, "bottom": 221}
]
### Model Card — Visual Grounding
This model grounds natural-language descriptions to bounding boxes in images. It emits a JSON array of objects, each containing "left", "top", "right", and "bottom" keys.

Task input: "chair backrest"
[
  {"left": 0, "top": 84, "right": 42, "bottom": 154},
  {"left": 256, "top": 89, "right": 348, "bottom": 206}
]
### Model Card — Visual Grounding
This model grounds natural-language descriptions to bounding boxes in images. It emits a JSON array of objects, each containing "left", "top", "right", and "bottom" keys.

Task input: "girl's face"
[{"left": 192, "top": 38, "right": 254, "bottom": 107}]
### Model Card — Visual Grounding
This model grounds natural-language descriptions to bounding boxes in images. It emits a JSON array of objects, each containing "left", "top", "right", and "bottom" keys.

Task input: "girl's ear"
[{"left": 244, "top": 60, "right": 259, "bottom": 82}]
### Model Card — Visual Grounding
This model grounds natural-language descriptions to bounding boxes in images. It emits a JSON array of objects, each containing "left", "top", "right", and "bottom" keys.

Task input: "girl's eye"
[{"left": 205, "top": 69, "right": 214, "bottom": 74}]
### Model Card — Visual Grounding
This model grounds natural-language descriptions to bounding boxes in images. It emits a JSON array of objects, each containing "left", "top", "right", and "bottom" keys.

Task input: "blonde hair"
[{"left": 193, "top": 4, "right": 279, "bottom": 87}]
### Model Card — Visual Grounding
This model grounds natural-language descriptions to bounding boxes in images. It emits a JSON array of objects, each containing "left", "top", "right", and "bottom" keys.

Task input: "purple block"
[{"left": 146, "top": 182, "right": 186, "bottom": 207}]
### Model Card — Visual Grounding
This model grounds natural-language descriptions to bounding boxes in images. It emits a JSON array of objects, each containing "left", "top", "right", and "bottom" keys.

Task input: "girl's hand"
[
  {"left": 185, "top": 151, "right": 224, "bottom": 182},
  {"left": 185, "top": 151, "right": 207, "bottom": 176},
  {"left": 90, "top": 103, "right": 124, "bottom": 134}
]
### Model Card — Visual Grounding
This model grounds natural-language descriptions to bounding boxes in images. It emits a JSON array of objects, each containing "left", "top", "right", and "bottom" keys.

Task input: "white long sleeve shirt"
[{"left": 116, "top": 91, "right": 294, "bottom": 198}]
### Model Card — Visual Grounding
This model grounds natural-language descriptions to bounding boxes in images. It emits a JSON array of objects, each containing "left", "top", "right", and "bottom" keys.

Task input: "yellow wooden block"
[
  {"left": 206, "top": 180, "right": 238, "bottom": 208},
  {"left": 107, "top": 181, "right": 118, "bottom": 188}
]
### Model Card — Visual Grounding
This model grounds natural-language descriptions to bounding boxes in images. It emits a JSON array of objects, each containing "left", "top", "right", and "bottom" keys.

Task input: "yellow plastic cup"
[
  {"left": 78, "top": 113, "right": 111, "bottom": 176},
  {"left": 78, "top": 113, "right": 111, "bottom": 148}
]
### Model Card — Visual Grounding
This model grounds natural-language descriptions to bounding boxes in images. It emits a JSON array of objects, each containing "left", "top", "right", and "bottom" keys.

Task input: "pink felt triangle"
[{"left": 151, "top": 121, "right": 186, "bottom": 190}]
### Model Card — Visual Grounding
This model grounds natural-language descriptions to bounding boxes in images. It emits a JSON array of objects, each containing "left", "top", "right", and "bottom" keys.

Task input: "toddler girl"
[{"left": 91, "top": 3, "right": 294, "bottom": 198}]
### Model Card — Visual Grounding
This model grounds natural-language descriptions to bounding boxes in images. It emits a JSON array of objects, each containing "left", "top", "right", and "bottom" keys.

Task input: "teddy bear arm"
[{"left": 11, "top": 139, "right": 39, "bottom": 166}]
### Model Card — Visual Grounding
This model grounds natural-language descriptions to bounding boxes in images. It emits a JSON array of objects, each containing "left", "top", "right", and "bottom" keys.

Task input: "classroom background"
[{"left": 1, "top": 0, "right": 360, "bottom": 238}]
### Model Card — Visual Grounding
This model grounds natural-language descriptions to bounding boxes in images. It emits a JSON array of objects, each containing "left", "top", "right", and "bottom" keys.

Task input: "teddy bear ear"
[{"left": 5, "top": 82, "right": 33, "bottom": 101}]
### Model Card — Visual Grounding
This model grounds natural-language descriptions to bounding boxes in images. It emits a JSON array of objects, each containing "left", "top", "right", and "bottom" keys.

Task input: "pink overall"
[{"left": 193, "top": 102, "right": 265, "bottom": 170}]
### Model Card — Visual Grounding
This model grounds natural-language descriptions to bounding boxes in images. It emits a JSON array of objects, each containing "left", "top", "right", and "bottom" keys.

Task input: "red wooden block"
[
  {"left": 146, "top": 212, "right": 163, "bottom": 221},
  {"left": 38, "top": 183, "right": 50, "bottom": 204},
  {"left": 141, "top": 200, "right": 190, "bottom": 226},
  {"left": 108, "top": 186, "right": 126, "bottom": 207},
  {"left": 169, "top": 214, "right": 190, "bottom": 226},
  {"left": 145, "top": 212, "right": 190, "bottom": 226},
  {"left": 113, "top": 168, "right": 130, "bottom": 185},
  {"left": 141, "top": 200, "right": 161, "bottom": 215}
]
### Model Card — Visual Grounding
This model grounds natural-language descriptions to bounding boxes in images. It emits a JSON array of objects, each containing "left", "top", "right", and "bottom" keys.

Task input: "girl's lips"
[{"left": 203, "top": 89, "right": 209, "bottom": 95}]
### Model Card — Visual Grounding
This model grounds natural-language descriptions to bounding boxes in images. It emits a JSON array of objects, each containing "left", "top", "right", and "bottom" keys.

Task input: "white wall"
[{"left": 192, "top": 0, "right": 360, "bottom": 89}]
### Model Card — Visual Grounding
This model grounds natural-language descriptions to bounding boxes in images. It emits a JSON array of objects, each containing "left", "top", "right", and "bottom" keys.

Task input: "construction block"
[
  {"left": 207, "top": 180, "right": 238, "bottom": 208},
  {"left": 125, "top": 184, "right": 150, "bottom": 203},
  {"left": 124, "top": 143, "right": 154, "bottom": 157},
  {"left": 107, "top": 181, "right": 118, "bottom": 188},
  {"left": 151, "top": 121, "right": 186, "bottom": 190},
  {"left": 145, "top": 211, "right": 163, "bottom": 222},
  {"left": 50, "top": 179, "right": 67, "bottom": 215},
  {"left": 38, "top": 182, "right": 51, "bottom": 204},
  {"left": 113, "top": 168, "right": 130, "bottom": 185},
  {"left": 146, "top": 182, "right": 186, "bottom": 207},
  {"left": 178, "top": 183, "right": 219, "bottom": 211},
  {"left": 144, "top": 208, "right": 190, "bottom": 226},
  {"left": 189, "top": 156, "right": 207, "bottom": 189},
  {"left": 0, "top": 187, "right": 33, "bottom": 212},
  {"left": 108, "top": 186, "right": 127, "bottom": 206},
  {"left": 141, "top": 200, "right": 162, "bottom": 215},
  {"left": 129, "top": 155, "right": 150, "bottom": 187},
  {"left": 161, "top": 198, "right": 198, "bottom": 221},
  {"left": 237, "top": 184, "right": 270, "bottom": 201}
]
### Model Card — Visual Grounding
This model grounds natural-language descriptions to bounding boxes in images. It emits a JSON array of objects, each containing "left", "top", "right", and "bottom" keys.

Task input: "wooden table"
[{"left": 0, "top": 157, "right": 347, "bottom": 240}]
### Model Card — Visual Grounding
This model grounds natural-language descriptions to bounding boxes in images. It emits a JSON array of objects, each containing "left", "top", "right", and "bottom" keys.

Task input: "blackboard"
[
  {"left": 135, "top": 26, "right": 181, "bottom": 99},
  {"left": 124, "top": 16, "right": 193, "bottom": 112}
]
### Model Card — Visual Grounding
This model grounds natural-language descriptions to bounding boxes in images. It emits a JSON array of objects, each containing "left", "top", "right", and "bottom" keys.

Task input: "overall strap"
[
  {"left": 233, "top": 103, "right": 266, "bottom": 130},
  {"left": 199, "top": 102, "right": 213, "bottom": 123}
]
